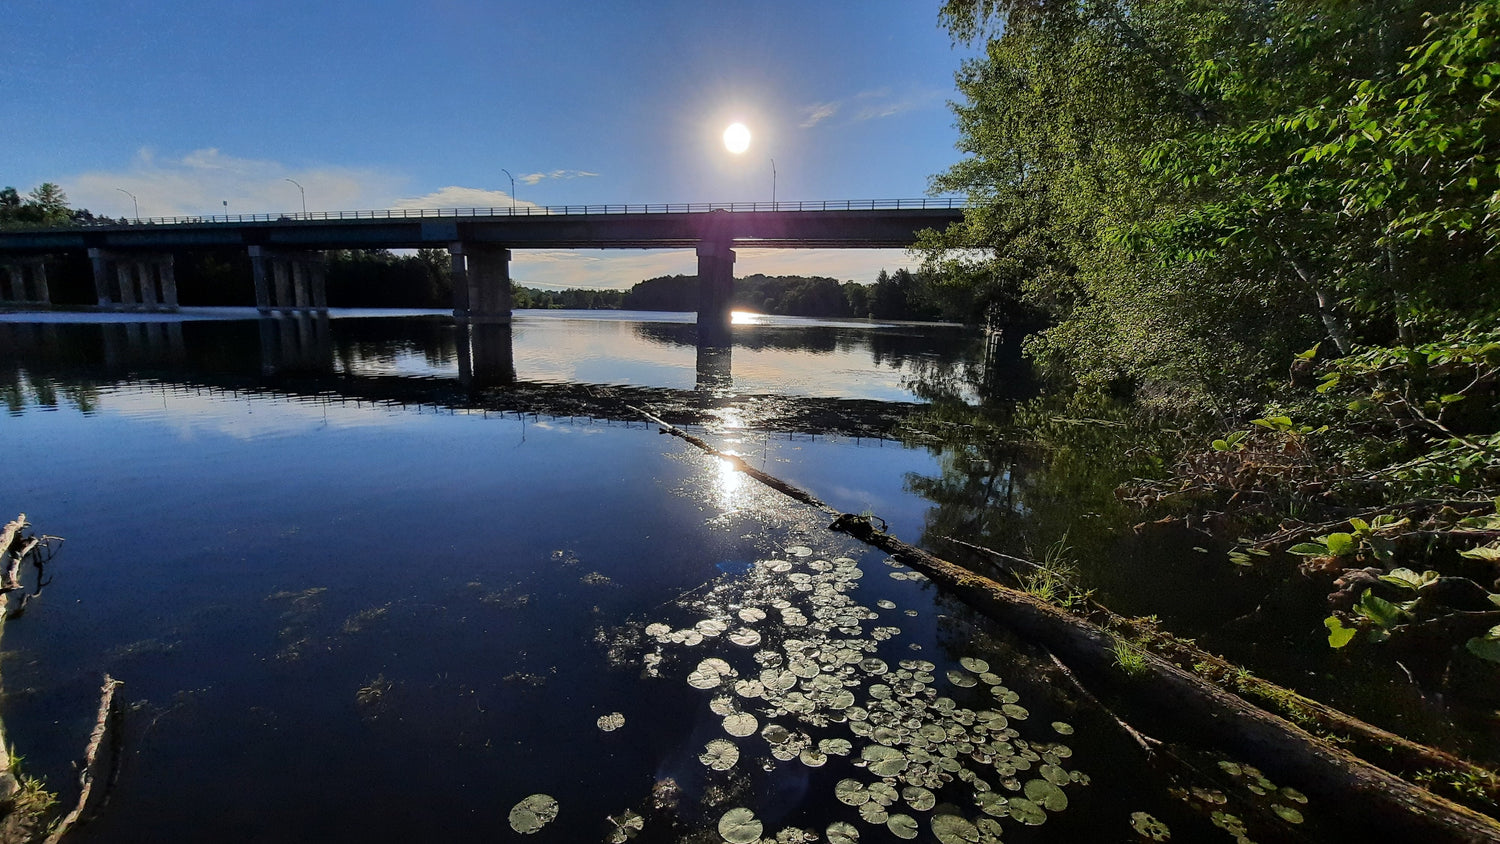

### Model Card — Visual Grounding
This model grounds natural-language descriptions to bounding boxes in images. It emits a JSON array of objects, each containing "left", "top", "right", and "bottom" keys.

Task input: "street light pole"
[
  {"left": 501, "top": 169, "right": 516, "bottom": 212},
  {"left": 770, "top": 158, "right": 777, "bottom": 209},
  {"left": 284, "top": 178, "right": 306, "bottom": 216},
  {"left": 115, "top": 187, "right": 138, "bottom": 220}
]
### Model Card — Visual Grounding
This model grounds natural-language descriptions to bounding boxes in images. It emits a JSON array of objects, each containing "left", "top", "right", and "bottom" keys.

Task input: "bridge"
[{"left": 0, "top": 199, "right": 965, "bottom": 341}]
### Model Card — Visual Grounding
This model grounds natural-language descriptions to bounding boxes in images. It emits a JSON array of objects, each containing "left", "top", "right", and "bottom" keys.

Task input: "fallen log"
[
  {"left": 0, "top": 515, "right": 26, "bottom": 558},
  {"left": 947, "top": 535, "right": 1500, "bottom": 804},
  {"left": 43, "top": 675, "right": 121, "bottom": 844},
  {"left": 831, "top": 514, "right": 1500, "bottom": 843},
  {"left": 2, "top": 537, "right": 38, "bottom": 592}
]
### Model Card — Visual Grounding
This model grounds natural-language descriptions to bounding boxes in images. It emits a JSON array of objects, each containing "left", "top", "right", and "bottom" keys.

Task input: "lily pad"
[
  {"left": 700, "top": 738, "right": 740, "bottom": 771},
  {"left": 722, "top": 712, "right": 758, "bottom": 737},
  {"left": 867, "top": 782, "right": 898, "bottom": 806},
  {"left": 836, "top": 779, "right": 869, "bottom": 806},
  {"left": 718, "top": 808, "right": 763, "bottom": 844},
  {"left": 1007, "top": 797, "right": 1046, "bottom": 825},
  {"left": 859, "top": 802, "right": 889, "bottom": 824},
  {"left": 826, "top": 821, "right": 861, "bottom": 844},
  {"left": 946, "top": 669, "right": 977, "bottom": 688},
  {"left": 597, "top": 712, "right": 625, "bottom": 732},
  {"left": 886, "top": 814, "right": 919, "bottom": 839},
  {"left": 819, "top": 737, "right": 853, "bottom": 756},
  {"left": 1025, "top": 778, "right": 1068, "bottom": 811},
  {"left": 1051, "top": 721, "right": 1074, "bottom": 736},
  {"left": 862, "top": 744, "right": 908, "bottom": 777},
  {"left": 1280, "top": 786, "right": 1308, "bottom": 804},
  {"left": 902, "top": 786, "right": 936, "bottom": 811},
  {"left": 728, "top": 628, "right": 762, "bottom": 647},
  {"left": 974, "top": 791, "right": 1008, "bottom": 817},
  {"left": 786, "top": 545, "right": 814, "bottom": 557},
  {"left": 960, "top": 657, "right": 990, "bottom": 673},
  {"left": 508, "top": 794, "right": 559, "bottom": 835},
  {"left": 739, "top": 607, "right": 767, "bottom": 623},
  {"left": 931, "top": 813, "right": 980, "bottom": 844},
  {"left": 607, "top": 809, "right": 644, "bottom": 843},
  {"left": 1272, "top": 804, "right": 1304, "bottom": 824},
  {"left": 800, "top": 748, "right": 828, "bottom": 767},
  {"left": 1130, "top": 811, "right": 1170, "bottom": 841}
]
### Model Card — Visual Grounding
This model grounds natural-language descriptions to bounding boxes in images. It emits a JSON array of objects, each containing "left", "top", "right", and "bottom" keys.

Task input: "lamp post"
[
  {"left": 115, "top": 187, "right": 138, "bottom": 220},
  {"left": 284, "top": 178, "right": 306, "bottom": 216},
  {"left": 501, "top": 169, "right": 516, "bottom": 212},
  {"left": 770, "top": 158, "right": 777, "bottom": 209}
]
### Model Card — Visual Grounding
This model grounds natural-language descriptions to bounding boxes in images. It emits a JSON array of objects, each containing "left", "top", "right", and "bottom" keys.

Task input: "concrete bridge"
[{"left": 0, "top": 199, "right": 965, "bottom": 341}]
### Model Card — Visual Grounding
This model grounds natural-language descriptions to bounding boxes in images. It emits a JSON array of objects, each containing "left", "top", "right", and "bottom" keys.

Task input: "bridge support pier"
[
  {"left": 696, "top": 238, "right": 735, "bottom": 344},
  {"left": 449, "top": 243, "right": 511, "bottom": 324},
  {"left": 88, "top": 249, "right": 178, "bottom": 312},
  {"left": 249, "top": 247, "right": 327, "bottom": 314},
  {"left": 0, "top": 257, "right": 51, "bottom": 308}
]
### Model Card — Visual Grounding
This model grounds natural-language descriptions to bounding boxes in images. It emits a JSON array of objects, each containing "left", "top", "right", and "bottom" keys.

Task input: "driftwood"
[
  {"left": 43, "top": 675, "right": 121, "bottom": 844},
  {"left": 632, "top": 410, "right": 1500, "bottom": 841},
  {"left": 947, "top": 535, "right": 1500, "bottom": 803},
  {"left": 831, "top": 515, "right": 1500, "bottom": 843},
  {"left": 0, "top": 515, "right": 25, "bottom": 558},
  {"left": 2, "top": 538, "right": 38, "bottom": 593}
]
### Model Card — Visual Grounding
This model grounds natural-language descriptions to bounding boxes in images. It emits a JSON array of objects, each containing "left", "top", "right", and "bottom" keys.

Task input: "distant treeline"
[{"left": 516, "top": 269, "right": 990, "bottom": 323}]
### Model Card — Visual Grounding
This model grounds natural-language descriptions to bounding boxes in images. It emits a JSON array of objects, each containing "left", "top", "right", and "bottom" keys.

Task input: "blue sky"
[{"left": 2, "top": 1, "right": 975, "bottom": 289}]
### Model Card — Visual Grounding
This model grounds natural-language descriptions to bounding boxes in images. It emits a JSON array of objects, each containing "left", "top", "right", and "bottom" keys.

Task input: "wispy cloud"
[
  {"left": 799, "top": 102, "right": 839, "bottom": 128},
  {"left": 798, "top": 89, "right": 944, "bottom": 129},
  {"left": 392, "top": 186, "right": 538, "bottom": 211},
  {"left": 66, "top": 148, "right": 402, "bottom": 218},
  {"left": 518, "top": 169, "right": 599, "bottom": 186}
]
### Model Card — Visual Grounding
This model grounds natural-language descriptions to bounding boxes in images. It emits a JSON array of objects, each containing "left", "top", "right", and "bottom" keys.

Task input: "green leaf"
[
  {"left": 1348, "top": 518, "right": 1370, "bottom": 533},
  {"left": 1324, "top": 532, "right": 1357, "bottom": 557},
  {"left": 1356, "top": 591, "right": 1410, "bottom": 629},
  {"left": 1294, "top": 343, "right": 1320, "bottom": 361},
  {"left": 1459, "top": 545, "right": 1500, "bottom": 562},
  {"left": 1325, "top": 616, "right": 1357, "bottom": 648},
  {"left": 1212, "top": 439, "right": 1230, "bottom": 451},
  {"left": 1287, "top": 542, "right": 1330, "bottom": 556},
  {"left": 1465, "top": 634, "right": 1500, "bottom": 663},
  {"left": 1439, "top": 393, "right": 1467, "bottom": 403}
]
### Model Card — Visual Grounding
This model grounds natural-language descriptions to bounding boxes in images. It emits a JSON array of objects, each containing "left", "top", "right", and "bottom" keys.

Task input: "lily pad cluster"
[
  {"left": 636, "top": 546, "right": 1087, "bottom": 841},
  {"left": 508, "top": 794, "right": 559, "bottom": 835}
]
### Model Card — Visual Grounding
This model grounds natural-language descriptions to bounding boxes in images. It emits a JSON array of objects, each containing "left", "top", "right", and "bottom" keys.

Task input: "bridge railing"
[{"left": 92, "top": 198, "right": 967, "bottom": 227}]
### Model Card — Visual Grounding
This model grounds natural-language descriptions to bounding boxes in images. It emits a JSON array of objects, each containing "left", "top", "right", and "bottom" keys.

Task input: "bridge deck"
[{"left": 0, "top": 204, "right": 965, "bottom": 253}]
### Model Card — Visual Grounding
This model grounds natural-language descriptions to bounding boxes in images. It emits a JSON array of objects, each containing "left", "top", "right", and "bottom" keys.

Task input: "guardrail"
[{"left": 85, "top": 198, "right": 968, "bottom": 227}]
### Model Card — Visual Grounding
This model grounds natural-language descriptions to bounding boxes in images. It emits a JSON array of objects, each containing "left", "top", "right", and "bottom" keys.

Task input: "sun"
[{"left": 723, "top": 123, "right": 751, "bottom": 154}]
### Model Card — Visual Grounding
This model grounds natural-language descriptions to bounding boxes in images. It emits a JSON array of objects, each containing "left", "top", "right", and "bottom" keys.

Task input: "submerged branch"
[{"left": 43, "top": 675, "right": 121, "bottom": 844}]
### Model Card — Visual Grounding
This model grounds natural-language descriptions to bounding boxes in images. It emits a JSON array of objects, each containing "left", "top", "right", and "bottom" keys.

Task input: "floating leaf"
[
  {"left": 902, "top": 786, "right": 936, "bottom": 812},
  {"left": 946, "top": 669, "right": 977, "bottom": 688},
  {"left": 931, "top": 813, "right": 980, "bottom": 843},
  {"left": 738, "top": 607, "right": 766, "bottom": 623},
  {"left": 826, "top": 821, "right": 861, "bottom": 844},
  {"left": 836, "top": 779, "right": 869, "bottom": 806},
  {"left": 1050, "top": 721, "right": 1074, "bottom": 736},
  {"left": 722, "top": 712, "right": 758, "bottom": 737},
  {"left": 508, "top": 794, "right": 559, "bottom": 835},
  {"left": 1007, "top": 797, "right": 1046, "bottom": 825},
  {"left": 800, "top": 748, "right": 828, "bottom": 767},
  {"left": 1279, "top": 786, "right": 1308, "bottom": 804},
  {"left": 728, "top": 628, "right": 762, "bottom": 647},
  {"left": 1130, "top": 811, "right": 1170, "bottom": 841},
  {"left": 862, "top": 745, "right": 908, "bottom": 777},
  {"left": 959, "top": 657, "right": 990, "bottom": 673},
  {"left": 597, "top": 712, "right": 625, "bottom": 732},
  {"left": 1025, "top": 778, "right": 1068, "bottom": 811},
  {"left": 886, "top": 814, "right": 919, "bottom": 839},
  {"left": 786, "top": 545, "right": 814, "bottom": 557},
  {"left": 607, "top": 809, "right": 644, "bottom": 843},
  {"left": 1209, "top": 811, "right": 1245, "bottom": 836},
  {"left": 859, "top": 802, "right": 889, "bottom": 824},
  {"left": 1272, "top": 804, "right": 1304, "bottom": 824},
  {"left": 819, "top": 738, "right": 853, "bottom": 756},
  {"left": 974, "top": 791, "right": 1008, "bottom": 817},
  {"left": 700, "top": 739, "right": 740, "bottom": 771},
  {"left": 1217, "top": 761, "right": 1242, "bottom": 777},
  {"left": 718, "top": 808, "right": 763, "bottom": 844}
]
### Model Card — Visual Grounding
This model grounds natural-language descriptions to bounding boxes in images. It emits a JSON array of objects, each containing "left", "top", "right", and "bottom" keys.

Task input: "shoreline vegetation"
[{"left": 901, "top": 0, "right": 1500, "bottom": 827}]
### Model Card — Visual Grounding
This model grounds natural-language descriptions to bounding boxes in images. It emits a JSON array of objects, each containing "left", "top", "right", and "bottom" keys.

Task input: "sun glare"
[{"left": 723, "top": 123, "right": 751, "bottom": 154}]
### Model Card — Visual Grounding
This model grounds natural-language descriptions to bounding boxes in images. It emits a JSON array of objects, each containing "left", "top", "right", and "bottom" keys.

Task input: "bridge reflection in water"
[{"left": 0, "top": 315, "right": 987, "bottom": 440}]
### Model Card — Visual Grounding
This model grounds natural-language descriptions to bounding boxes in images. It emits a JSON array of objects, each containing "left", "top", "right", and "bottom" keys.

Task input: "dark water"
[{"left": 1, "top": 310, "right": 1347, "bottom": 842}]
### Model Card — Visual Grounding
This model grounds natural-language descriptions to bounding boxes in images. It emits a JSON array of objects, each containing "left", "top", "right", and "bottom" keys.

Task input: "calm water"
[{"left": 1, "top": 310, "right": 1342, "bottom": 842}]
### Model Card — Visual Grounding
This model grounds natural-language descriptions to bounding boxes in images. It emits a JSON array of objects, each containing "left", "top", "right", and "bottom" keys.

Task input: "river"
[{"left": 2, "top": 308, "right": 1347, "bottom": 842}]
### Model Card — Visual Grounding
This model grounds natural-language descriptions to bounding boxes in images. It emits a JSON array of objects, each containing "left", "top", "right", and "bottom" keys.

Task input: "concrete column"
[
  {"left": 292, "top": 261, "right": 310, "bottom": 309},
  {"left": 116, "top": 263, "right": 138, "bottom": 307},
  {"left": 273, "top": 260, "right": 293, "bottom": 311},
  {"left": 696, "top": 238, "right": 735, "bottom": 344},
  {"left": 159, "top": 256, "right": 177, "bottom": 310},
  {"left": 89, "top": 248, "right": 114, "bottom": 307},
  {"left": 31, "top": 260, "right": 49, "bottom": 305},
  {"left": 249, "top": 246, "right": 271, "bottom": 312},
  {"left": 138, "top": 261, "right": 159, "bottom": 309},
  {"left": 5, "top": 266, "right": 22, "bottom": 302},
  {"left": 453, "top": 244, "right": 511, "bottom": 324},
  {"left": 448, "top": 242, "right": 471, "bottom": 319},
  {"left": 310, "top": 257, "right": 328, "bottom": 311}
]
